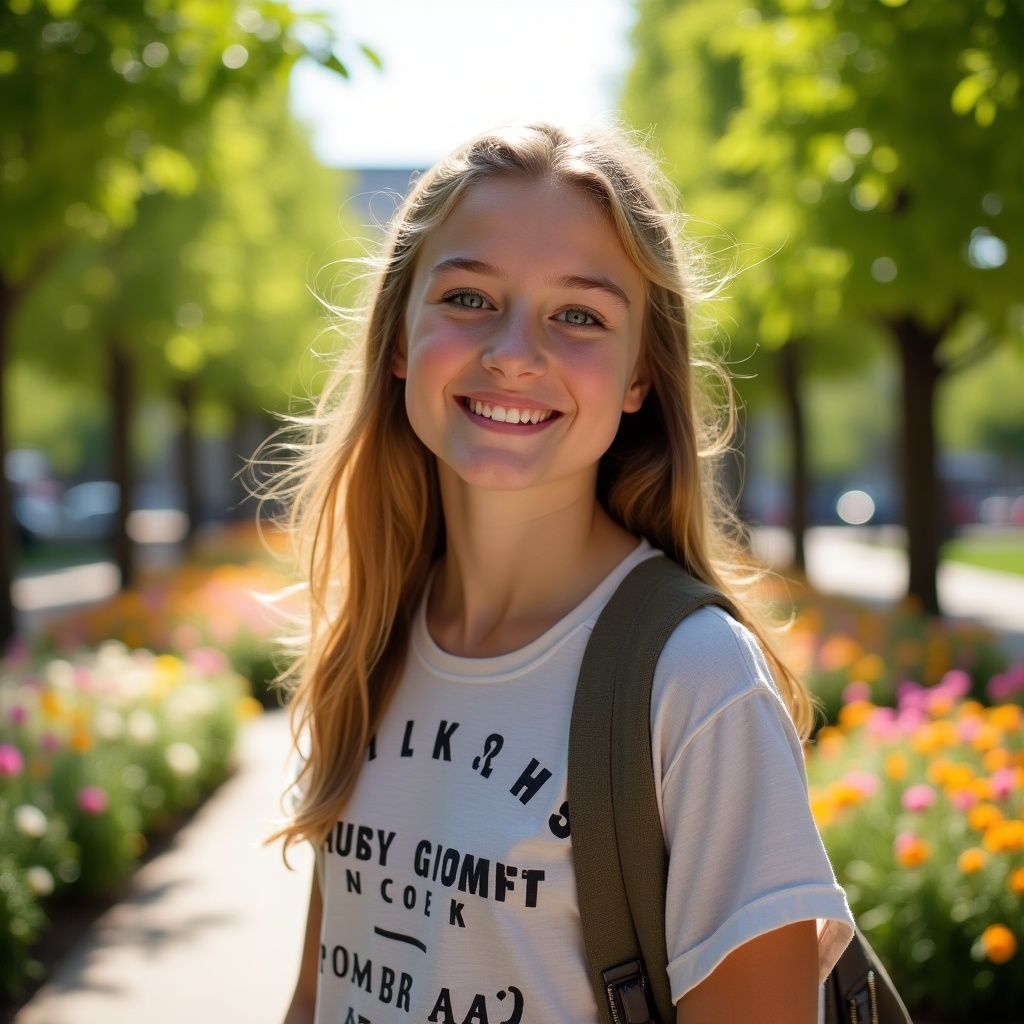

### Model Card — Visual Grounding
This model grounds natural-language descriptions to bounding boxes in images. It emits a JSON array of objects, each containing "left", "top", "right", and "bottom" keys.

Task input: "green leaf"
[
  {"left": 360, "top": 43, "right": 384, "bottom": 71},
  {"left": 319, "top": 53, "right": 350, "bottom": 79}
]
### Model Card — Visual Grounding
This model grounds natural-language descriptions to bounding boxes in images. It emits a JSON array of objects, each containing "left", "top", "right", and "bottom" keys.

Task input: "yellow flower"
[
  {"left": 809, "top": 789, "right": 836, "bottom": 828},
  {"left": 851, "top": 654, "right": 884, "bottom": 682},
  {"left": 1008, "top": 868, "right": 1024, "bottom": 896},
  {"left": 957, "top": 847, "right": 987, "bottom": 874},
  {"left": 972, "top": 724, "right": 1002, "bottom": 753},
  {"left": 980, "top": 924, "right": 1017, "bottom": 965},
  {"left": 983, "top": 819, "right": 1024, "bottom": 854},
  {"left": 885, "top": 753, "right": 909, "bottom": 781},
  {"left": 236, "top": 696, "right": 264, "bottom": 721},
  {"left": 910, "top": 719, "right": 958, "bottom": 755},
  {"left": 969, "top": 803, "right": 1005, "bottom": 831},
  {"left": 40, "top": 690, "right": 67, "bottom": 720}
]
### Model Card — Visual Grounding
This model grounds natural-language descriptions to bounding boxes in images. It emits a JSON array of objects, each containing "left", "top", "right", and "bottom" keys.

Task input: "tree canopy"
[{"left": 625, "top": 0, "right": 1024, "bottom": 610}]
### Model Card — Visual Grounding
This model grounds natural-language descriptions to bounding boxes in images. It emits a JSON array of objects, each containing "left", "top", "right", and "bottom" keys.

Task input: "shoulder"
[{"left": 650, "top": 605, "right": 801, "bottom": 774}]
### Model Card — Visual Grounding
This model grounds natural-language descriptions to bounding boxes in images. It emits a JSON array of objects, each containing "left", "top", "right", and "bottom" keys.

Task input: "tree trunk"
[
  {"left": 779, "top": 340, "right": 808, "bottom": 572},
  {"left": 0, "top": 277, "right": 18, "bottom": 647},
  {"left": 109, "top": 334, "right": 135, "bottom": 589},
  {"left": 177, "top": 377, "right": 199, "bottom": 548},
  {"left": 888, "top": 315, "right": 942, "bottom": 615}
]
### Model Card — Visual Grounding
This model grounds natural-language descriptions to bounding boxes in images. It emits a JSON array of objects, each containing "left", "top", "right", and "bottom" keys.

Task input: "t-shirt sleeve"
[{"left": 651, "top": 606, "right": 854, "bottom": 1002}]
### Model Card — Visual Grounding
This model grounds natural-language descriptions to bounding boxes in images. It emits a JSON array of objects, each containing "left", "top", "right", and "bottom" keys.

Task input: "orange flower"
[
  {"left": 1008, "top": 868, "right": 1024, "bottom": 896},
  {"left": 989, "top": 704, "right": 1024, "bottom": 732},
  {"left": 894, "top": 832, "right": 931, "bottom": 867},
  {"left": 969, "top": 803, "right": 1005, "bottom": 831},
  {"left": 816, "top": 727, "right": 845, "bottom": 758},
  {"left": 885, "top": 753, "right": 909, "bottom": 782},
  {"left": 819, "top": 634, "right": 861, "bottom": 671},
  {"left": 838, "top": 700, "right": 874, "bottom": 730},
  {"left": 809, "top": 789, "right": 836, "bottom": 828},
  {"left": 69, "top": 728, "right": 93, "bottom": 754},
  {"left": 983, "top": 819, "right": 1024, "bottom": 854},
  {"left": 980, "top": 924, "right": 1017, "bottom": 964},
  {"left": 983, "top": 748, "right": 1012, "bottom": 773},
  {"left": 957, "top": 847, "right": 987, "bottom": 874}
]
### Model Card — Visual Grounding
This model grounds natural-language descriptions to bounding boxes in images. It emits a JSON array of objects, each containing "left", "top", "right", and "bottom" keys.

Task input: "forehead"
[{"left": 413, "top": 176, "right": 644, "bottom": 294}]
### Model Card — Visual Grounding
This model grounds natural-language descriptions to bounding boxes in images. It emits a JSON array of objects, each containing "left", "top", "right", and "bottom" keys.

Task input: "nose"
[{"left": 481, "top": 311, "right": 546, "bottom": 378}]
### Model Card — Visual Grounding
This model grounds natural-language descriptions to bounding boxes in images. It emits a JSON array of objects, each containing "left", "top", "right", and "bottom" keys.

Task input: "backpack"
[{"left": 567, "top": 555, "right": 913, "bottom": 1024}]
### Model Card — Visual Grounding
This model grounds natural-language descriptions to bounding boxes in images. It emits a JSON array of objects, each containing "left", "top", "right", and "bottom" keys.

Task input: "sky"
[{"left": 289, "top": 0, "right": 636, "bottom": 169}]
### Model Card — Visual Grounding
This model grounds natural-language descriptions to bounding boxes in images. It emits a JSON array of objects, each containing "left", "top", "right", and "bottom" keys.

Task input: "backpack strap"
[{"left": 567, "top": 555, "right": 737, "bottom": 1024}]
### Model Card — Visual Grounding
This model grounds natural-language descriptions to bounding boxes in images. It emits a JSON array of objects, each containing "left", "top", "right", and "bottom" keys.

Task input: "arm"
[
  {"left": 282, "top": 870, "right": 323, "bottom": 1024},
  {"left": 675, "top": 920, "right": 818, "bottom": 1024}
]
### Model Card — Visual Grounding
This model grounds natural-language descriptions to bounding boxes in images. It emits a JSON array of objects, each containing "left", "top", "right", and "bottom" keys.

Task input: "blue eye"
[
  {"left": 446, "top": 291, "right": 489, "bottom": 309},
  {"left": 558, "top": 307, "right": 604, "bottom": 327}
]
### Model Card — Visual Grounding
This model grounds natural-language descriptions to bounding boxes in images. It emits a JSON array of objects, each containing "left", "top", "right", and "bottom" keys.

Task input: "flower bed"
[
  {"left": 34, "top": 529, "right": 300, "bottom": 707},
  {"left": 764, "top": 577, "right": 1010, "bottom": 726},
  {"left": 807, "top": 667, "right": 1024, "bottom": 1021},
  {"left": 0, "top": 642, "right": 259, "bottom": 998}
]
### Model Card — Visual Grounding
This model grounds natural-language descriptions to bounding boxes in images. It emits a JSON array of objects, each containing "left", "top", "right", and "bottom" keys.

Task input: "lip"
[{"left": 454, "top": 394, "right": 562, "bottom": 432}]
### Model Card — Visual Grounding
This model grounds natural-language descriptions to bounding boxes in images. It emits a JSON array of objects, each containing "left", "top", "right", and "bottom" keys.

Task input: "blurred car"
[{"left": 12, "top": 476, "right": 187, "bottom": 545}]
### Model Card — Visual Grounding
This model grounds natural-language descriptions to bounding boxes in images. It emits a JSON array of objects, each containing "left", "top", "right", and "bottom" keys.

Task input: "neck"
[{"left": 427, "top": 464, "right": 640, "bottom": 657}]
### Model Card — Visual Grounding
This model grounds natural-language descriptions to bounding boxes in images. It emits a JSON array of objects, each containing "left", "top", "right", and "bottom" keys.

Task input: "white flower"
[
  {"left": 164, "top": 741, "right": 201, "bottom": 778},
  {"left": 94, "top": 709, "right": 125, "bottom": 740},
  {"left": 45, "top": 659, "right": 75, "bottom": 691},
  {"left": 26, "top": 866, "right": 55, "bottom": 897},
  {"left": 14, "top": 805, "right": 48, "bottom": 838},
  {"left": 127, "top": 709, "right": 158, "bottom": 745}
]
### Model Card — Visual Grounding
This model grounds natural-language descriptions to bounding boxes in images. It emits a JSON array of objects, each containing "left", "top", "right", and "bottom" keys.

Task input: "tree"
[
  {"left": 0, "top": 0, "right": 365, "bottom": 642},
  {"left": 625, "top": 0, "right": 1024, "bottom": 612}
]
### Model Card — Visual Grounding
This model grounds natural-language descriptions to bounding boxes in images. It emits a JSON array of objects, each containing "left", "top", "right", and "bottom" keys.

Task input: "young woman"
[{"left": 273, "top": 122, "right": 853, "bottom": 1024}]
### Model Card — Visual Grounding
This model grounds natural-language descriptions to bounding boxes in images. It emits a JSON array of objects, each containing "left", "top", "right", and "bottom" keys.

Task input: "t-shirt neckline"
[{"left": 410, "top": 539, "right": 657, "bottom": 683}]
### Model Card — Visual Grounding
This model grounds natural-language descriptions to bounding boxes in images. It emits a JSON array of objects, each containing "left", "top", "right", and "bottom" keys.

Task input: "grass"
[{"left": 942, "top": 534, "right": 1024, "bottom": 576}]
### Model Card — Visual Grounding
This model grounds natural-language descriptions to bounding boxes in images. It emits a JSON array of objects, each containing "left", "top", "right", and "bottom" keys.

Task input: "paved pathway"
[{"left": 10, "top": 528, "right": 1024, "bottom": 1022}]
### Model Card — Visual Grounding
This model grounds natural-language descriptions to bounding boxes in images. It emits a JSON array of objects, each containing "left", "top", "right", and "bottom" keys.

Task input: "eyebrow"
[{"left": 428, "top": 258, "right": 632, "bottom": 310}]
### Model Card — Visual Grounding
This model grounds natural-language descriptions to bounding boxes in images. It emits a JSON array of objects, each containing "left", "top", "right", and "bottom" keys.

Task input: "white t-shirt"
[{"left": 311, "top": 542, "right": 853, "bottom": 1023}]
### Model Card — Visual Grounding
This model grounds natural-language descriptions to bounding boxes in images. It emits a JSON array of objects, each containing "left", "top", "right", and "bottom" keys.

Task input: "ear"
[
  {"left": 622, "top": 357, "right": 651, "bottom": 414},
  {"left": 392, "top": 325, "right": 408, "bottom": 379}
]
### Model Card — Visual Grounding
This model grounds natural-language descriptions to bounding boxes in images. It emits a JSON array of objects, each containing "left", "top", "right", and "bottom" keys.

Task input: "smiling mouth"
[{"left": 460, "top": 397, "right": 557, "bottom": 425}]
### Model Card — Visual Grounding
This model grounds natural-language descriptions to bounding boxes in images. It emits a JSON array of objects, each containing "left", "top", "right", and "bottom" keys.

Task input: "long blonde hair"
[{"left": 266, "top": 122, "right": 812, "bottom": 859}]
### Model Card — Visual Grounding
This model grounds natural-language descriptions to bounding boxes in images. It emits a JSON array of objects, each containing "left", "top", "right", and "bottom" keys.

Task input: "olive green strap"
[{"left": 568, "top": 556, "right": 737, "bottom": 1024}]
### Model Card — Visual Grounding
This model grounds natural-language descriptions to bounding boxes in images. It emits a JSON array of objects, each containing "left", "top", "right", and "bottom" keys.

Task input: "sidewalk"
[
  {"left": 10, "top": 529, "right": 1024, "bottom": 1022},
  {"left": 13, "top": 710, "right": 312, "bottom": 1024}
]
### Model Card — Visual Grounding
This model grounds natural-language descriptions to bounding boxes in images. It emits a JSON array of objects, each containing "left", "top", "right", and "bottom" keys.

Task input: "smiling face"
[{"left": 395, "top": 176, "right": 649, "bottom": 499}]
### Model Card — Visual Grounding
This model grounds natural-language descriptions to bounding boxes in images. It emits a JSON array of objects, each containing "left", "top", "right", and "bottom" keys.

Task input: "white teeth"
[{"left": 465, "top": 398, "right": 552, "bottom": 424}]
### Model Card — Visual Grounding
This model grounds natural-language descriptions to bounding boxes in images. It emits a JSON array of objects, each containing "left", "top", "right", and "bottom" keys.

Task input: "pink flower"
[
  {"left": 40, "top": 731, "right": 61, "bottom": 752},
  {"left": 187, "top": 647, "right": 228, "bottom": 675},
  {"left": 842, "top": 681, "right": 872, "bottom": 705},
  {"left": 991, "top": 769, "right": 1018, "bottom": 801},
  {"left": 8, "top": 705, "right": 28, "bottom": 726},
  {"left": 901, "top": 784, "right": 937, "bottom": 812},
  {"left": 897, "top": 681, "right": 926, "bottom": 712},
  {"left": 951, "top": 789, "right": 978, "bottom": 812},
  {"left": 938, "top": 669, "right": 971, "bottom": 700},
  {"left": 0, "top": 743, "right": 25, "bottom": 777},
  {"left": 843, "top": 771, "right": 880, "bottom": 799},
  {"left": 76, "top": 786, "right": 109, "bottom": 815}
]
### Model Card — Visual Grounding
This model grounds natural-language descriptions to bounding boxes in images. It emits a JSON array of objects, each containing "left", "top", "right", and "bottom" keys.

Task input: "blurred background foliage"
[
  {"left": 0, "top": 0, "right": 370, "bottom": 640},
  {"left": 625, "top": 0, "right": 1024, "bottom": 610}
]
